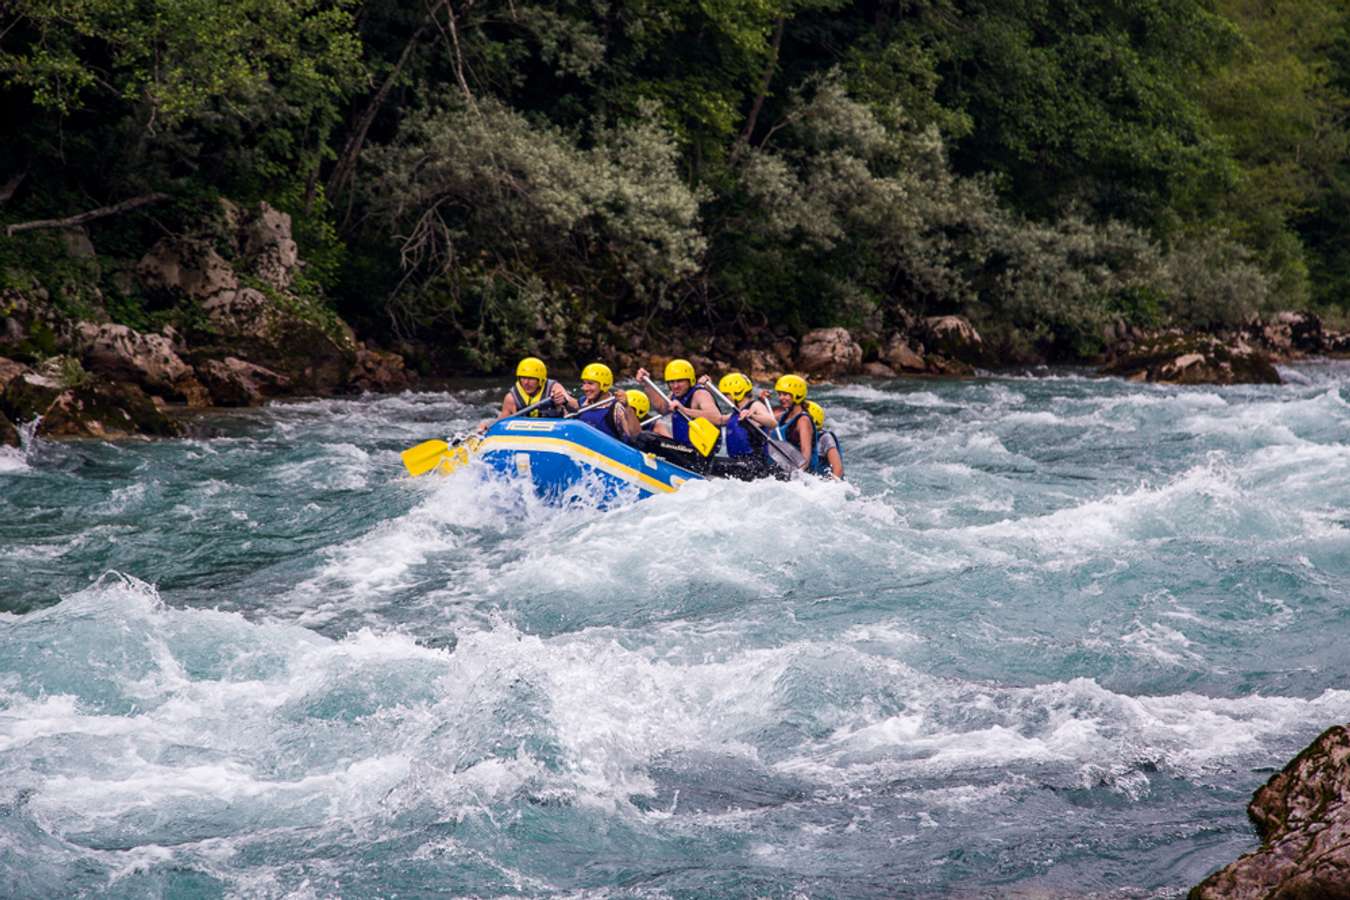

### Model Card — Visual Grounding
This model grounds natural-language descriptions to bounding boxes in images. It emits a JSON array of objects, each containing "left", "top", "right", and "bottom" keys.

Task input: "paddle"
[
  {"left": 641, "top": 376, "right": 719, "bottom": 457},
  {"left": 400, "top": 396, "right": 554, "bottom": 477},
  {"left": 703, "top": 382, "right": 807, "bottom": 472},
  {"left": 563, "top": 395, "right": 618, "bottom": 419}
]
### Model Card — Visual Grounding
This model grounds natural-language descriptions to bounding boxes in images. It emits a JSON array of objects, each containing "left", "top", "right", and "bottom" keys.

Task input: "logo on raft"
[{"left": 504, "top": 420, "right": 558, "bottom": 432}]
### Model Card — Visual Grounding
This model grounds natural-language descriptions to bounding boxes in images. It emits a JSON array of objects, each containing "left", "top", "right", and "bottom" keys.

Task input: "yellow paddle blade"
[
  {"left": 686, "top": 416, "right": 719, "bottom": 457},
  {"left": 401, "top": 439, "right": 450, "bottom": 477},
  {"left": 436, "top": 436, "right": 481, "bottom": 474}
]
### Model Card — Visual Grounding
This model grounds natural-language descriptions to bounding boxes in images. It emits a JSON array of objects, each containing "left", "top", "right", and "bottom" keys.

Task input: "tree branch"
[
  {"left": 732, "top": 16, "right": 786, "bottom": 161},
  {"left": 5, "top": 193, "right": 169, "bottom": 237}
]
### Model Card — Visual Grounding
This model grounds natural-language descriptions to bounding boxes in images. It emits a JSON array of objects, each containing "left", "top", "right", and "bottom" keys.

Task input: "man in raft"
[
  {"left": 634, "top": 359, "right": 723, "bottom": 450},
  {"left": 573, "top": 363, "right": 639, "bottom": 441},
  {"left": 478, "top": 356, "right": 576, "bottom": 431}
]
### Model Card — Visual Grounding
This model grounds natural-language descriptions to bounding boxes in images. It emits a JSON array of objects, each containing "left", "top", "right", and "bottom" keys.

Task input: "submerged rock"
[{"left": 1192, "top": 724, "right": 1350, "bottom": 898}]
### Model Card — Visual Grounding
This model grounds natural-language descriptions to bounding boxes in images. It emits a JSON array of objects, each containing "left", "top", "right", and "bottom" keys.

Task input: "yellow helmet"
[
  {"left": 516, "top": 356, "right": 547, "bottom": 381},
  {"left": 580, "top": 362, "right": 613, "bottom": 392},
  {"left": 805, "top": 400, "right": 825, "bottom": 430},
  {"left": 625, "top": 389, "right": 650, "bottom": 419},
  {"left": 774, "top": 374, "right": 808, "bottom": 404},
  {"left": 718, "top": 372, "right": 753, "bottom": 402},
  {"left": 664, "top": 358, "right": 696, "bottom": 383}
]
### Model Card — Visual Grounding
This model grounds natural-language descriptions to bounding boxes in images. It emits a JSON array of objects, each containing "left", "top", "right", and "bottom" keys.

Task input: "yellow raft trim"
[{"left": 477, "top": 435, "right": 680, "bottom": 494}]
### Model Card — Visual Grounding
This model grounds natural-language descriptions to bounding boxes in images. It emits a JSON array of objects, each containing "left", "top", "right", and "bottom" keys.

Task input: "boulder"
[
  {"left": 737, "top": 349, "right": 780, "bottom": 384},
  {"left": 0, "top": 412, "right": 16, "bottom": 448},
  {"left": 0, "top": 357, "right": 28, "bottom": 393},
  {"left": 37, "top": 379, "right": 181, "bottom": 439},
  {"left": 926, "top": 355, "right": 975, "bottom": 377},
  {"left": 862, "top": 361, "right": 897, "bottom": 378},
  {"left": 797, "top": 327, "right": 862, "bottom": 377},
  {"left": 239, "top": 202, "right": 300, "bottom": 291},
  {"left": 195, "top": 357, "right": 291, "bottom": 407},
  {"left": 73, "top": 322, "right": 209, "bottom": 406},
  {"left": 348, "top": 346, "right": 412, "bottom": 393},
  {"left": 882, "top": 334, "right": 927, "bottom": 372},
  {"left": 1192, "top": 725, "right": 1350, "bottom": 899},
  {"left": 196, "top": 288, "right": 356, "bottom": 394},
  {"left": 137, "top": 238, "right": 238, "bottom": 303},
  {"left": 1102, "top": 334, "right": 1281, "bottom": 386},
  {"left": 921, "top": 316, "right": 986, "bottom": 365},
  {"left": 0, "top": 370, "right": 65, "bottom": 424}
]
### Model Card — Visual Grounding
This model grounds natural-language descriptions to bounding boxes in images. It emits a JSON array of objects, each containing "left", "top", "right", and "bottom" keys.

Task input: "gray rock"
[
  {"left": 349, "top": 346, "right": 412, "bottom": 394},
  {"left": 73, "top": 322, "right": 209, "bottom": 406},
  {"left": 137, "top": 238, "right": 239, "bottom": 303},
  {"left": 239, "top": 202, "right": 299, "bottom": 291},
  {"left": 921, "top": 315, "right": 986, "bottom": 365},
  {"left": 797, "top": 327, "right": 862, "bottom": 377},
  {"left": 195, "top": 357, "right": 291, "bottom": 407},
  {"left": 883, "top": 334, "right": 927, "bottom": 372},
  {"left": 1192, "top": 725, "right": 1350, "bottom": 898}
]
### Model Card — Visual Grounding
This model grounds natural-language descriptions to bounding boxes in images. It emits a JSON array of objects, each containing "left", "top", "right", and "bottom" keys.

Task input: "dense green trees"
[{"left": 2, "top": 0, "right": 1348, "bottom": 368}]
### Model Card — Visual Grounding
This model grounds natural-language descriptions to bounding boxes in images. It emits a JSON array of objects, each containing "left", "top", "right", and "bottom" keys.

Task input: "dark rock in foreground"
[{"left": 1192, "top": 724, "right": 1350, "bottom": 898}]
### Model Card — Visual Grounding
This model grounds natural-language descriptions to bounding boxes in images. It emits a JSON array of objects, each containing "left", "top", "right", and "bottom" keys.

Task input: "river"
[{"left": 3, "top": 365, "right": 1349, "bottom": 896}]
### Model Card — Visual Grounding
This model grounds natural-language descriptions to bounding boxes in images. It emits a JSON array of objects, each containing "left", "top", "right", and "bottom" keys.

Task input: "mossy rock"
[
  {"left": 37, "top": 379, "right": 182, "bottom": 439},
  {"left": 0, "top": 371, "right": 64, "bottom": 423}
]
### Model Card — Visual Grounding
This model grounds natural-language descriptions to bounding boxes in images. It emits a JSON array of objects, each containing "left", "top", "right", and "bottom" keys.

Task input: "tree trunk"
[{"left": 732, "top": 16, "right": 786, "bottom": 160}]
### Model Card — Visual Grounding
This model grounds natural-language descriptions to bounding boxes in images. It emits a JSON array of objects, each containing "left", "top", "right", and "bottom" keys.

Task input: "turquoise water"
[{"left": 2, "top": 365, "right": 1349, "bottom": 897}]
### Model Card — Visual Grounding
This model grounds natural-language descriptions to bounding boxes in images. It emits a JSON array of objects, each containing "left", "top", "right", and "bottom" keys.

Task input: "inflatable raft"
[{"left": 474, "top": 418, "right": 781, "bottom": 506}]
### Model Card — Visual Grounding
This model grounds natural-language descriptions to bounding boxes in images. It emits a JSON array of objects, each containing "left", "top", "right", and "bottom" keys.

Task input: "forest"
[{"left": 2, "top": 0, "right": 1348, "bottom": 368}]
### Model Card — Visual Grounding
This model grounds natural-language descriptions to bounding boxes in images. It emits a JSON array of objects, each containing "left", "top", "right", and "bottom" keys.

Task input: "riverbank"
[{"left": 4, "top": 200, "right": 1349, "bottom": 445}]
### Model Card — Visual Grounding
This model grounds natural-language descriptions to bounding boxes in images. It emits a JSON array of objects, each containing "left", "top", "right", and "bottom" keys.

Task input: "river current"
[{"left": 2, "top": 365, "right": 1349, "bottom": 897}]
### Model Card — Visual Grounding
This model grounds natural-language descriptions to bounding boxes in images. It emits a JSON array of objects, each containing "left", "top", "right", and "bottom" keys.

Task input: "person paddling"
[
  {"left": 478, "top": 356, "right": 576, "bottom": 432},
  {"left": 635, "top": 359, "right": 722, "bottom": 450},
  {"left": 571, "top": 363, "right": 638, "bottom": 440},
  {"left": 624, "top": 390, "right": 654, "bottom": 435},
  {"left": 767, "top": 374, "right": 817, "bottom": 470},
  {"left": 806, "top": 400, "right": 844, "bottom": 479},
  {"left": 703, "top": 372, "right": 775, "bottom": 458}
]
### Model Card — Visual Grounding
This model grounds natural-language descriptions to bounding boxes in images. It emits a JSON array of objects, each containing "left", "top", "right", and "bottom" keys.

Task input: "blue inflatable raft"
[{"left": 476, "top": 418, "right": 703, "bottom": 505}]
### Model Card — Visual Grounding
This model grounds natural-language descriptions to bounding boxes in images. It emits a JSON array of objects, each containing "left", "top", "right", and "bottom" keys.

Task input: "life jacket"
[
  {"left": 776, "top": 405, "right": 819, "bottom": 471},
  {"left": 671, "top": 384, "right": 719, "bottom": 452},
  {"left": 719, "top": 401, "right": 766, "bottom": 457},
  {"left": 510, "top": 378, "right": 564, "bottom": 417},
  {"left": 813, "top": 430, "right": 843, "bottom": 477},
  {"left": 575, "top": 395, "right": 622, "bottom": 440}
]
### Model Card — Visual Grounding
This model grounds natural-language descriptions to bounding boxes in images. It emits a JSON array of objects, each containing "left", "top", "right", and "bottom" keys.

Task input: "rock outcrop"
[
  {"left": 1192, "top": 725, "right": 1350, "bottom": 898},
  {"left": 797, "top": 327, "right": 863, "bottom": 377},
  {"left": 922, "top": 316, "right": 987, "bottom": 366},
  {"left": 349, "top": 346, "right": 412, "bottom": 393},
  {"left": 882, "top": 334, "right": 928, "bottom": 373},
  {"left": 73, "top": 322, "right": 209, "bottom": 406},
  {"left": 194, "top": 356, "right": 291, "bottom": 407},
  {"left": 0, "top": 367, "right": 179, "bottom": 438},
  {"left": 1102, "top": 333, "right": 1281, "bottom": 385}
]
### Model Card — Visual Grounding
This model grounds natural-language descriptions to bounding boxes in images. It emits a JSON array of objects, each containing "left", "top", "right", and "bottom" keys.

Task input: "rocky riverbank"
[
  {"left": 1192, "top": 724, "right": 1350, "bottom": 897},
  {"left": 3, "top": 199, "right": 1349, "bottom": 444}
]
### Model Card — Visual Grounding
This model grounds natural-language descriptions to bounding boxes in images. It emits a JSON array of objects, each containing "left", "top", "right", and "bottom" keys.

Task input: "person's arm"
[
  {"left": 499, "top": 391, "right": 517, "bottom": 418},
  {"left": 742, "top": 400, "right": 776, "bottom": 428},
  {"left": 615, "top": 393, "right": 639, "bottom": 436},
  {"left": 550, "top": 381, "right": 579, "bottom": 412},
  {"left": 827, "top": 446, "right": 844, "bottom": 479},
  {"left": 691, "top": 391, "right": 734, "bottom": 426},
  {"left": 636, "top": 368, "right": 669, "bottom": 414}
]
